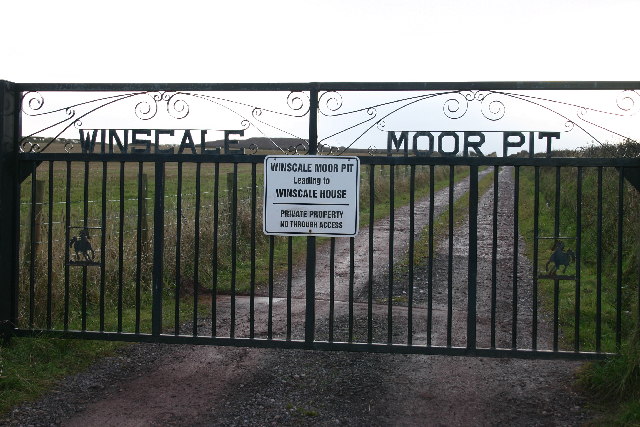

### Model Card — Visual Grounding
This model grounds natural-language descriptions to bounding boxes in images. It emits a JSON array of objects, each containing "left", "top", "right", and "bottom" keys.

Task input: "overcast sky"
[
  {"left": 7, "top": 1, "right": 640, "bottom": 154},
  {"left": 4, "top": 0, "right": 639, "bottom": 83}
]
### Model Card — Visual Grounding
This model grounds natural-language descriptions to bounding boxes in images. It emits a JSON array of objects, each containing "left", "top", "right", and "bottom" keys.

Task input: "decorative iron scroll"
[
  {"left": 18, "top": 87, "right": 640, "bottom": 157},
  {"left": 20, "top": 91, "right": 311, "bottom": 154},
  {"left": 315, "top": 89, "right": 639, "bottom": 156}
]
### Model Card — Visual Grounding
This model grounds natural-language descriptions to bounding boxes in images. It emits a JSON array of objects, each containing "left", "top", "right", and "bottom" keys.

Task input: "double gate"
[{"left": 1, "top": 81, "right": 639, "bottom": 359}]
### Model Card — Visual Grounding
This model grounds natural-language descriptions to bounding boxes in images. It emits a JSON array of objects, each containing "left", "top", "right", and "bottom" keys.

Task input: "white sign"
[{"left": 263, "top": 155, "right": 360, "bottom": 237}]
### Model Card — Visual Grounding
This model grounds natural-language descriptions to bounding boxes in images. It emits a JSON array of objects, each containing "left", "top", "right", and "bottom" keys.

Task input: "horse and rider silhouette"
[
  {"left": 68, "top": 228, "right": 95, "bottom": 262},
  {"left": 545, "top": 240, "right": 575, "bottom": 276}
]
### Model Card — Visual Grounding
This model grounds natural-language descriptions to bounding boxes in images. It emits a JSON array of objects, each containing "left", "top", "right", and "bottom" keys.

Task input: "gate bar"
[
  {"left": 490, "top": 166, "right": 499, "bottom": 348},
  {"left": 152, "top": 161, "right": 165, "bottom": 336},
  {"left": 193, "top": 162, "right": 202, "bottom": 336},
  {"left": 617, "top": 168, "right": 624, "bottom": 350},
  {"left": 427, "top": 165, "right": 435, "bottom": 347},
  {"left": 305, "top": 85, "right": 318, "bottom": 346},
  {"left": 512, "top": 166, "right": 520, "bottom": 349},
  {"left": 467, "top": 165, "right": 478, "bottom": 351},
  {"left": 532, "top": 166, "right": 540, "bottom": 351},
  {"left": 575, "top": 167, "right": 583, "bottom": 352}
]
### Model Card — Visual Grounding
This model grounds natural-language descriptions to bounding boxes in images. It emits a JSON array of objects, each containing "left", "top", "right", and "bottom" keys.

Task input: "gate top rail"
[{"left": 10, "top": 81, "right": 640, "bottom": 92}]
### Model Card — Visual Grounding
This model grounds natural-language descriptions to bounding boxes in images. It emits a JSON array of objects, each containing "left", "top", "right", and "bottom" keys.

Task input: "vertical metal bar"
[
  {"left": 512, "top": 166, "right": 520, "bottom": 349},
  {"left": 175, "top": 162, "right": 182, "bottom": 335},
  {"left": 230, "top": 162, "right": 237, "bottom": 338},
  {"left": 388, "top": 164, "right": 395, "bottom": 344},
  {"left": 305, "top": 231, "right": 316, "bottom": 344},
  {"left": 427, "top": 165, "right": 435, "bottom": 347},
  {"left": 212, "top": 162, "right": 219, "bottom": 337},
  {"left": 28, "top": 167, "right": 36, "bottom": 328},
  {"left": 117, "top": 162, "right": 124, "bottom": 332},
  {"left": 467, "top": 165, "right": 478, "bottom": 351},
  {"left": 135, "top": 162, "right": 143, "bottom": 334},
  {"left": 368, "top": 164, "right": 375, "bottom": 343},
  {"left": 12, "top": 161, "right": 20, "bottom": 330},
  {"left": 152, "top": 161, "right": 165, "bottom": 337},
  {"left": 408, "top": 164, "right": 415, "bottom": 346},
  {"left": 553, "top": 166, "right": 561, "bottom": 352},
  {"left": 532, "top": 166, "right": 540, "bottom": 351},
  {"left": 596, "top": 167, "right": 603, "bottom": 352},
  {"left": 616, "top": 167, "right": 624, "bottom": 350},
  {"left": 64, "top": 161, "right": 71, "bottom": 330},
  {"left": 329, "top": 237, "right": 335, "bottom": 342},
  {"left": 46, "top": 161, "right": 53, "bottom": 330},
  {"left": 305, "top": 85, "right": 319, "bottom": 346},
  {"left": 268, "top": 235, "right": 274, "bottom": 339},
  {"left": 250, "top": 163, "right": 257, "bottom": 339},
  {"left": 575, "top": 167, "right": 582, "bottom": 352},
  {"left": 287, "top": 236, "right": 292, "bottom": 340},
  {"left": 491, "top": 166, "right": 499, "bottom": 348},
  {"left": 349, "top": 237, "right": 355, "bottom": 343},
  {"left": 100, "top": 161, "right": 107, "bottom": 332},
  {"left": 447, "top": 165, "right": 454, "bottom": 347},
  {"left": 193, "top": 162, "right": 202, "bottom": 337},
  {"left": 81, "top": 162, "right": 89, "bottom": 331}
]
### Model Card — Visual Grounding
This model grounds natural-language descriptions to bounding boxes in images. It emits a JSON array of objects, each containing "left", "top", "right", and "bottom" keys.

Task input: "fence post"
[
  {"left": 305, "top": 84, "right": 318, "bottom": 347},
  {"left": 0, "top": 80, "right": 19, "bottom": 341}
]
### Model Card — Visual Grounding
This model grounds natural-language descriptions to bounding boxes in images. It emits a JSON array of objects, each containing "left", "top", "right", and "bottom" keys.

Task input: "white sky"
[
  {"left": 6, "top": 0, "right": 640, "bottom": 155},
  {"left": 4, "top": 0, "right": 639, "bottom": 83}
]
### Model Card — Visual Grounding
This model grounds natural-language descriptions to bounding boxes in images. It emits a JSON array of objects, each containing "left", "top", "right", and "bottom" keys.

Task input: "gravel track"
[{"left": 2, "top": 167, "right": 591, "bottom": 426}]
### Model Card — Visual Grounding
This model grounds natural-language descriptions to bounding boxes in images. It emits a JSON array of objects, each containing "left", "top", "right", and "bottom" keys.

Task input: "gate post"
[
  {"left": 0, "top": 80, "right": 19, "bottom": 341},
  {"left": 305, "top": 84, "right": 319, "bottom": 346}
]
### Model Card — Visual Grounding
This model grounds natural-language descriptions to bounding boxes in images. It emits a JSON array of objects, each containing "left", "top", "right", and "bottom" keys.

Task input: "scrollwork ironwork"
[
  {"left": 19, "top": 90, "right": 310, "bottom": 153},
  {"left": 287, "top": 91, "right": 310, "bottom": 116},
  {"left": 480, "top": 93, "right": 506, "bottom": 121},
  {"left": 616, "top": 90, "right": 640, "bottom": 114},
  {"left": 22, "top": 91, "right": 45, "bottom": 115},
  {"left": 442, "top": 92, "right": 469, "bottom": 119},
  {"left": 319, "top": 91, "right": 343, "bottom": 115},
  {"left": 134, "top": 93, "right": 159, "bottom": 120}
]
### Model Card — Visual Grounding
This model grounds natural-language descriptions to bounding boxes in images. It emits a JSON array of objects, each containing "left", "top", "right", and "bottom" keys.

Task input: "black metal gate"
[{"left": 1, "top": 81, "right": 639, "bottom": 360}]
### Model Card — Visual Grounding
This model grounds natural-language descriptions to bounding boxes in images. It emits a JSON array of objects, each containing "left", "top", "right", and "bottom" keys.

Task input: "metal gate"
[{"left": 1, "top": 81, "right": 639, "bottom": 360}]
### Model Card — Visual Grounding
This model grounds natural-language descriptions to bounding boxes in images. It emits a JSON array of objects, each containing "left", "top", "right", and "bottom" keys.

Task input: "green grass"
[
  {"left": 0, "top": 336, "right": 122, "bottom": 415},
  {"left": 515, "top": 141, "right": 640, "bottom": 424},
  {"left": 577, "top": 329, "right": 640, "bottom": 425}
]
